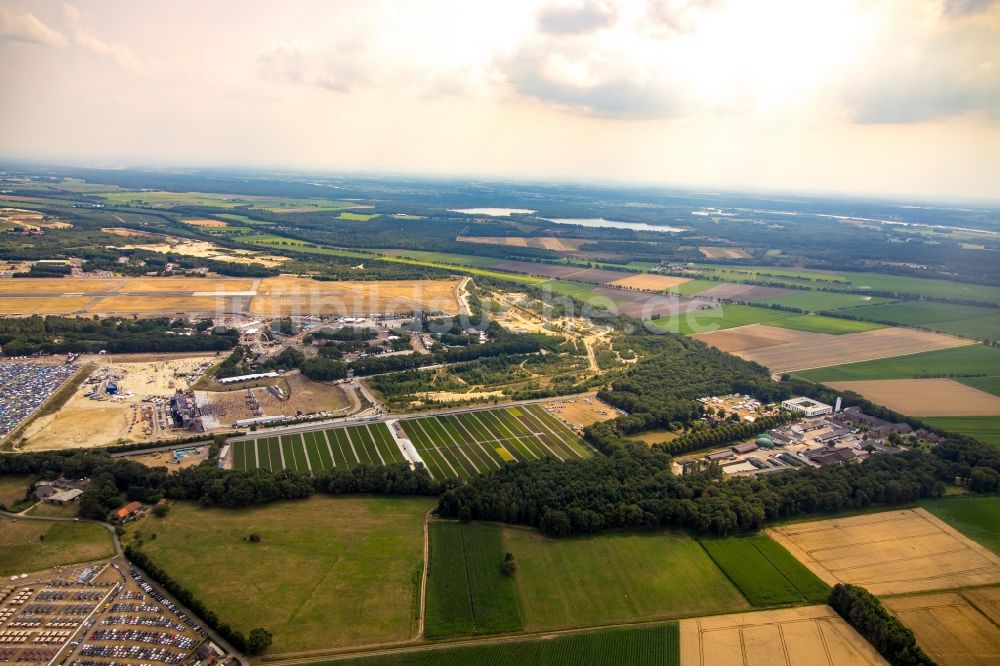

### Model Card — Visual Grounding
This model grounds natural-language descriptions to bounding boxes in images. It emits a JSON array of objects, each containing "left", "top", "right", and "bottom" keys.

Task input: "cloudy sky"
[{"left": 1, "top": 0, "right": 998, "bottom": 200}]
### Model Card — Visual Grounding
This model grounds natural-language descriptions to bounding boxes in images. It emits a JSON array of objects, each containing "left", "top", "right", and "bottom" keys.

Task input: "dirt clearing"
[
  {"left": 539, "top": 393, "right": 620, "bottom": 429},
  {"left": 607, "top": 274, "right": 690, "bottom": 291},
  {"left": 183, "top": 218, "right": 229, "bottom": 227},
  {"left": 680, "top": 605, "right": 886, "bottom": 666},
  {"left": 696, "top": 325, "right": 972, "bottom": 373},
  {"left": 884, "top": 589, "right": 1000, "bottom": 665},
  {"left": 767, "top": 509, "right": 1000, "bottom": 595},
  {"left": 18, "top": 356, "right": 216, "bottom": 451},
  {"left": 248, "top": 277, "right": 463, "bottom": 316},
  {"left": 826, "top": 378, "right": 1000, "bottom": 416}
]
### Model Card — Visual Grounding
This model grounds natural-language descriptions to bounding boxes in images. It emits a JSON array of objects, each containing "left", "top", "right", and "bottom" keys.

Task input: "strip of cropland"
[
  {"left": 337, "top": 624, "right": 679, "bottom": 665},
  {"left": 229, "top": 421, "right": 406, "bottom": 473},
  {"left": 398, "top": 404, "right": 593, "bottom": 480}
]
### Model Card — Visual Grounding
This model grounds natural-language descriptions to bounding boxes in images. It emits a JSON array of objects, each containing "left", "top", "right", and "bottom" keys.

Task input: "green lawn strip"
[
  {"left": 748, "top": 536, "right": 830, "bottom": 603},
  {"left": 698, "top": 537, "right": 806, "bottom": 606},
  {"left": 921, "top": 416, "right": 1000, "bottom": 449},
  {"left": 513, "top": 408, "right": 577, "bottom": 460},
  {"left": 424, "top": 522, "right": 476, "bottom": 638},
  {"left": 794, "top": 344, "right": 1000, "bottom": 382},
  {"left": 920, "top": 496, "right": 1000, "bottom": 555},
  {"left": 231, "top": 442, "right": 247, "bottom": 471},
  {"left": 479, "top": 410, "right": 548, "bottom": 459},
  {"left": 336, "top": 624, "right": 678, "bottom": 665},
  {"left": 929, "top": 315, "right": 1000, "bottom": 341},
  {"left": 332, "top": 428, "right": 361, "bottom": 466},
  {"left": 422, "top": 418, "right": 477, "bottom": 476},
  {"left": 347, "top": 425, "right": 382, "bottom": 464},
  {"left": 842, "top": 300, "right": 998, "bottom": 325},
  {"left": 767, "top": 314, "right": 886, "bottom": 335},
  {"left": 669, "top": 279, "right": 717, "bottom": 296},
  {"left": 279, "top": 437, "right": 296, "bottom": 471},
  {"left": 423, "top": 417, "right": 481, "bottom": 474},
  {"left": 348, "top": 426, "right": 376, "bottom": 464},
  {"left": 494, "top": 409, "right": 562, "bottom": 460},
  {"left": 403, "top": 420, "right": 460, "bottom": 478},
  {"left": 443, "top": 415, "right": 505, "bottom": 467},
  {"left": 649, "top": 303, "right": 795, "bottom": 335},
  {"left": 524, "top": 405, "right": 592, "bottom": 458},
  {"left": 322, "top": 430, "right": 349, "bottom": 468},
  {"left": 304, "top": 432, "right": 327, "bottom": 471},
  {"left": 255, "top": 439, "right": 270, "bottom": 470},
  {"left": 0, "top": 518, "right": 117, "bottom": 576},
  {"left": 464, "top": 411, "right": 532, "bottom": 462},
  {"left": 755, "top": 291, "right": 893, "bottom": 312},
  {"left": 290, "top": 434, "right": 310, "bottom": 472},
  {"left": 369, "top": 424, "right": 403, "bottom": 464},
  {"left": 267, "top": 438, "right": 282, "bottom": 471},
  {"left": 454, "top": 411, "right": 491, "bottom": 441},
  {"left": 433, "top": 417, "right": 494, "bottom": 473},
  {"left": 457, "top": 524, "right": 524, "bottom": 634},
  {"left": 313, "top": 431, "right": 335, "bottom": 469},
  {"left": 472, "top": 412, "right": 538, "bottom": 460}
]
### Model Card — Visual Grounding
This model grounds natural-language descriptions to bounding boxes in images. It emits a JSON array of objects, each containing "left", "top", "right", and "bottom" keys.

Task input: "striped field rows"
[{"left": 229, "top": 422, "right": 405, "bottom": 473}]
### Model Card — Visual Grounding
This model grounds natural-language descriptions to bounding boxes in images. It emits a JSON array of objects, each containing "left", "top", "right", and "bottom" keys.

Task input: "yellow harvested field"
[
  {"left": 88, "top": 295, "right": 246, "bottom": 315},
  {"left": 680, "top": 605, "right": 887, "bottom": 666},
  {"left": 696, "top": 325, "right": 972, "bottom": 373},
  {"left": 692, "top": 323, "right": 815, "bottom": 352},
  {"left": 248, "top": 277, "right": 462, "bottom": 316},
  {"left": 0, "top": 296, "right": 95, "bottom": 315},
  {"left": 117, "top": 276, "right": 256, "bottom": 292},
  {"left": 699, "top": 246, "right": 752, "bottom": 259},
  {"left": 128, "top": 240, "right": 289, "bottom": 268},
  {"left": 767, "top": 509, "right": 1000, "bottom": 595},
  {"left": 0, "top": 278, "right": 127, "bottom": 294},
  {"left": 183, "top": 218, "right": 228, "bottom": 227},
  {"left": 100, "top": 226, "right": 158, "bottom": 238},
  {"left": 884, "top": 589, "right": 1000, "bottom": 666},
  {"left": 826, "top": 378, "right": 1000, "bottom": 416},
  {"left": 456, "top": 235, "right": 588, "bottom": 251},
  {"left": 607, "top": 274, "right": 690, "bottom": 291}
]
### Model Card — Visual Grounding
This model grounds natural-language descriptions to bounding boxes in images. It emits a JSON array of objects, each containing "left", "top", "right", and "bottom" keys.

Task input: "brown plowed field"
[
  {"left": 691, "top": 323, "right": 816, "bottom": 352},
  {"left": 586, "top": 287, "right": 714, "bottom": 319},
  {"left": 680, "top": 605, "right": 887, "bottom": 666},
  {"left": 826, "top": 378, "right": 1000, "bottom": 416},
  {"left": 697, "top": 283, "right": 798, "bottom": 301},
  {"left": 457, "top": 236, "right": 587, "bottom": 251},
  {"left": 699, "top": 246, "right": 752, "bottom": 259},
  {"left": 767, "top": 509, "right": 1000, "bottom": 595},
  {"left": 607, "top": 274, "right": 690, "bottom": 291},
  {"left": 695, "top": 325, "right": 971, "bottom": 373},
  {"left": 884, "top": 589, "right": 1000, "bottom": 665}
]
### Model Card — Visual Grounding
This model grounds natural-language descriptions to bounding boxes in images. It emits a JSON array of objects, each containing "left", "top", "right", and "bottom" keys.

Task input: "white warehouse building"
[{"left": 781, "top": 397, "right": 833, "bottom": 417}]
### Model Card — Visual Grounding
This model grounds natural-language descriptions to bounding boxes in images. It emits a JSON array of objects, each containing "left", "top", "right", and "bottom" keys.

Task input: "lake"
[{"left": 543, "top": 217, "right": 684, "bottom": 233}]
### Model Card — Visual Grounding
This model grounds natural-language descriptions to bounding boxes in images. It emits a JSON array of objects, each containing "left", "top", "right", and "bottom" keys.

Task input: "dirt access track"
[
  {"left": 0, "top": 276, "right": 464, "bottom": 318},
  {"left": 680, "top": 605, "right": 887, "bottom": 665},
  {"left": 693, "top": 325, "right": 972, "bottom": 374},
  {"left": 767, "top": 508, "right": 1000, "bottom": 596},
  {"left": 826, "top": 378, "right": 1000, "bottom": 417},
  {"left": 884, "top": 588, "right": 1000, "bottom": 665}
]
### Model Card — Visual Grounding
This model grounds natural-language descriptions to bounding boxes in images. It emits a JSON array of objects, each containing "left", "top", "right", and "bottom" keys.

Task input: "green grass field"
[
  {"left": 399, "top": 406, "right": 592, "bottom": 480},
  {"left": 425, "top": 522, "right": 523, "bottom": 638},
  {"left": 795, "top": 344, "right": 1000, "bottom": 382},
  {"left": 920, "top": 496, "right": 1000, "bottom": 555},
  {"left": 101, "top": 190, "right": 356, "bottom": 212},
  {"left": 501, "top": 528, "right": 749, "bottom": 631},
  {"left": 124, "top": 496, "right": 433, "bottom": 653},
  {"left": 921, "top": 416, "right": 1000, "bottom": 448},
  {"left": 958, "top": 376, "right": 1000, "bottom": 397},
  {"left": 698, "top": 536, "right": 830, "bottom": 606},
  {"left": 378, "top": 249, "right": 505, "bottom": 268},
  {"left": 0, "top": 516, "right": 115, "bottom": 575},
  {"left": 230, "top": 422, "right": 406, "bottom": 474},
  {"left": 842, "top": 300, "right": 1000, "bottom": 341},
  {"left": 0, "top": 475, "right": 31, "bottom": 509},
  {"left": 339, "top": 211, "right": 380, "bottom": 221},
  {"left": 337, "top": 624, "right": 679, "bottom": 665},
  {"left": 649, "top": 304, "right": 794, "bottom": 335},
  {"left": 768, "top": 314, "right": 886, "bottom": 335},
  {"left": 754, "top": 291, "right": 892, "bottom": 312}
]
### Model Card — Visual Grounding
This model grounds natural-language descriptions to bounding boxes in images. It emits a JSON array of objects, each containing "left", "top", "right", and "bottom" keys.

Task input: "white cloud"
[
  {"left": 537, "top": 1, "right": 618, "bottom": 35},
  {"left": 62, "top": 3, "right": 146, "bottom": 74},
  {"left": 0, "top": 7, "right": 67, "bottom": 46}
]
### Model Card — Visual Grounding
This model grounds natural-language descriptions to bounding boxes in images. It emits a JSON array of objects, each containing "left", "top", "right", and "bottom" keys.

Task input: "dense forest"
[{"left": 0, "top": 316, "right": 239, "bottom": 356}]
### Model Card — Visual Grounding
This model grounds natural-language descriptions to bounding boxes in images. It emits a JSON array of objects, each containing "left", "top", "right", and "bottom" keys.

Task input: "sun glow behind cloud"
[{"left": 0, "top": 0, "right": 997, "bottom": 199}]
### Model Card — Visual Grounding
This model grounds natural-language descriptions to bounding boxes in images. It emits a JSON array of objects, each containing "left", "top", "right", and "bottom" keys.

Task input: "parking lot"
[
  {"left": 0, "top": 559, "right": 213, "bottom": 665},
  {"left": 0, "top": 362, "right": 79, "bottom": 437}
]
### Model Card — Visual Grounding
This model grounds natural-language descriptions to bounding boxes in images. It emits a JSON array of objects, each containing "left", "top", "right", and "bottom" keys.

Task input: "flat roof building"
[{"left": 782, "top": 397, "right": 833, "bottom": 417}]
